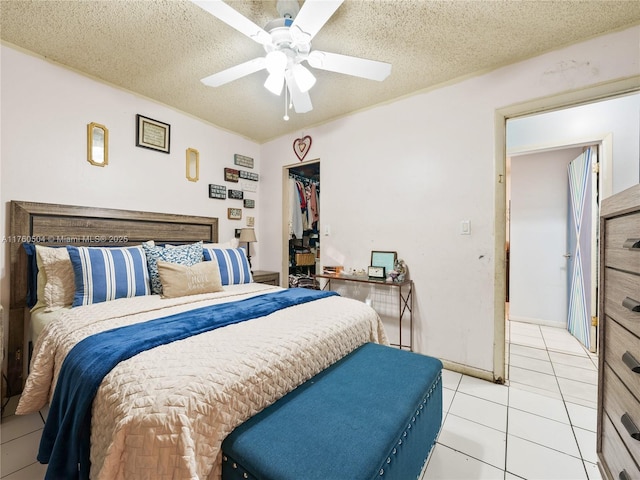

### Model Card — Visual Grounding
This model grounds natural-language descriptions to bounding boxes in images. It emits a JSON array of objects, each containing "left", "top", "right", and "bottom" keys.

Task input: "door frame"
[
  {"left": 281, "top": 158, "right": 321, "bottom": 284},
  {"left": 492, "top": 76, "right": 639, "bottom": 381}
]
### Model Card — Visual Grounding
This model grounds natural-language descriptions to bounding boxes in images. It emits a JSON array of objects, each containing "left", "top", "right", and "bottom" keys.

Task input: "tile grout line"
[{"left": 539, "top": 326, "right": 594, "bottom": 479}]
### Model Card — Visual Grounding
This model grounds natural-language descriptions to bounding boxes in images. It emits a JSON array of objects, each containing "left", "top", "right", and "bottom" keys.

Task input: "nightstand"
[{"left": 252, "top": 270, "right": 280, "bottom": 286}]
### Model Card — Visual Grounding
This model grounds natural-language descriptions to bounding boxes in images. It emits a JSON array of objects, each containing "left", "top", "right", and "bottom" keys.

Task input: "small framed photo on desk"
[{"left": 368, "top": 266, "right": 386, "bottom": 279}]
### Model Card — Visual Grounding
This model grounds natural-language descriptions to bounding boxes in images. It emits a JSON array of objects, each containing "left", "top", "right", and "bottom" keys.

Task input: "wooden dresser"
[{"left": 597, "top": 183, "right": 640, "bottom": 480}]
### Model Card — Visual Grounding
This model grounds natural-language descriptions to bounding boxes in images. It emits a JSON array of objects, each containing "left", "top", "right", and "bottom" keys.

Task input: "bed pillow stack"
[
  {"left": 141, "top": 241, "right": 204, "bottom": 294},
  {"left": 23, "top": 238, "right": 254, "bottom": 308}
]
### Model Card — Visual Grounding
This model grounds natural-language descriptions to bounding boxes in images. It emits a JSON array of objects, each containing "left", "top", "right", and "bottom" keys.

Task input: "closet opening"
[{"left": 282, "top": 160, "right": 320, "bottom": 289}]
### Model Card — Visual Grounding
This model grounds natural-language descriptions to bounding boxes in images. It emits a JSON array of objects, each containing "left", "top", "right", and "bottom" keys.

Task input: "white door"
[{"left": 567, "top": 147, "right": 598, "bottom": 350}]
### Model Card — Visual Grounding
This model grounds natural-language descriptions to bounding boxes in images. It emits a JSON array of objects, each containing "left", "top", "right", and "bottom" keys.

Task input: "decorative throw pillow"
[
  {"left": 142, "top": 241, "right": 204, "bottom": 294},
  {"left": 156, "top": 260, "right": 223, "bottom": 298},
  {"left": 36, "top": 245, "right": 76, "bottom": 311},
  {"left": 202, "top": 238, "right": 239, "bottom": 249},
  {"left": 66, "top": 245, "right": 150, "bottom": 307},
  {"left": 202, "top": 247, "right": 252, "bottom": 285}
]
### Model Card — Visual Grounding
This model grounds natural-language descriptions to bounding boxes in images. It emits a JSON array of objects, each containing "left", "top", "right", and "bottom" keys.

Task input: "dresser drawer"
[
  {"left": 600, "top": 412, "right": 640, "bottom": 480},
  {"left": 604, "top": 317, "right": 640, "bottom": 402},
  {"left": 605, "top": 268, "right": 640, "bottom": 339},
  {"left": 605, "top": 212, "right": 640, "bottom": 274},
  {"left": 603, "top": 364, "right": 640, "bottom": 467}
]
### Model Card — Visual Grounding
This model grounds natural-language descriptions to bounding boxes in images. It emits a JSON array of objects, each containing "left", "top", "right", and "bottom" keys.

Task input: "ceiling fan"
[{"left": 192, "top": 0, "right": 392, "bottom": 118}]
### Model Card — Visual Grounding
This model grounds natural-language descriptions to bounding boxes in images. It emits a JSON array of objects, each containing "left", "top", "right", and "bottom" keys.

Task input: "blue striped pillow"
[
  {"left": 202, "top": 247, "right": 253, "bottom": 285},
  {"left": 67, "top": 245, "right": 150, "bottom": 307}
]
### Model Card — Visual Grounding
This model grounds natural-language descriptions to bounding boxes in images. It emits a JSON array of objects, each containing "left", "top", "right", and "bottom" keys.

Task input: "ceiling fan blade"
[
  {"left": 201, "top": 57, "right": 266, "bottom": 87},
  {"left": 291, "top": 0, "right": 343, "bottom": 41},
  {"left": 286, "top": 71, "right": 313, "bottom": 113},
  {"left": 307, "top": 50, "right": 391, "bottom": 81},
  {"left": 192, "top": 0, "right": 271, "bottom": 45}
]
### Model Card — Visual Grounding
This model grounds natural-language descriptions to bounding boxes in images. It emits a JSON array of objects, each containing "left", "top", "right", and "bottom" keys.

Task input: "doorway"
[
  {"left": 281, "top": 159, "right": 320, "bottom": 287},
  {"left": 506, "top": 145, "right": 600, "bottom": 378},
  {"left": 494, "top": 81, "right": 638, "bottom": 382}
]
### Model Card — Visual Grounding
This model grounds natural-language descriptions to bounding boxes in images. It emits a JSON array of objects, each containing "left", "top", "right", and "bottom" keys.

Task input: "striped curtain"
[{"left": 567, "top": 148, "right": 593, "bottom": 349}]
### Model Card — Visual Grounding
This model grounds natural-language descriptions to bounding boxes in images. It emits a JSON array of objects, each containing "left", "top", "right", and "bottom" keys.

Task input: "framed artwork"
[
  {"left": 243, "top": 199, "right": 255, "bottom": 208},
  {"left": 208, "top": 184, "right": 226, "bottom": 199},
  {"left": 370, "top": 251, "right": 397, "bottom": 277},
  {"left": 228, "top": 208, "right": 242, "bottom": 220},
  {"left": 224, "top": 167, "right": 239, "bottom": 182},
  {"left": 135, "top": 114, "right": 170, "bottom": 153},
  {"left": 234, "top": 154, "right": 254, "bottom": 169},
  {"left": 239, "top": 170, "right": 259, "bottom": 181},
  {"left": 228, "top": 189, "right": 244, "bottom": 200}
]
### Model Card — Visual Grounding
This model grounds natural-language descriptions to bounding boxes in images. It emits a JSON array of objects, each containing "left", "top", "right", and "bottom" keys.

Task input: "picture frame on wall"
[
  {"left": 228, "top": 208, "right": 242, "bottom": 220},
  {"left": 208, "top": 184, "right": 226, "bottom": 199},
  {"left": 224, "top": 168, "right": 239, "bottom": 182},
  {"left": 228, "top": 189, "right": 244, "bottom": 200},
  {"left": 135, "top": 114, "right": 170, "bottom": 153}
]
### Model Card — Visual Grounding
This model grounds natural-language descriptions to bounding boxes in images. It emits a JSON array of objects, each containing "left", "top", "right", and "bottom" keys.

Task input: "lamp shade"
[{"left": 239, "top": 228, "right": 257, "bottom": 243}]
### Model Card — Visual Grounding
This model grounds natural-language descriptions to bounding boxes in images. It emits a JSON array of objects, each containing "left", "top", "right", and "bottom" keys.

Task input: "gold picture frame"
[
  {"left": 186, "top": 148, "right": 199, "bottom": 182},
  {"left": 87, "top": 122, "right": 108, "bottom": 167},
  {"left": 136, "top": 114, "right": 170, "bottom": 153}
]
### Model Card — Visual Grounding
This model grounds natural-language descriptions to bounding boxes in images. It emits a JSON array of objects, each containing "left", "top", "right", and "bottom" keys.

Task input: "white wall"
[
  {"left": 507, "top": 94, "right": 640, "bottom": 193},
  {"left": 260, "top": 26, "right": 640, "bottom": 376},
  {"left": 0, "top": 45, "right": 261, "bottom": 355},
  {"left": 508, "top": 148, "right": 583, "bottom": 327}
]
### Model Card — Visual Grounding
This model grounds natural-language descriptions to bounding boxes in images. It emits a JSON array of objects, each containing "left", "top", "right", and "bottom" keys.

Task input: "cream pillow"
[
  {"left": 156, "top": 260, "right": 223, "bottom": 298},
  {"left": 35, "top": 245, "right": 76, "bottom": 311}
]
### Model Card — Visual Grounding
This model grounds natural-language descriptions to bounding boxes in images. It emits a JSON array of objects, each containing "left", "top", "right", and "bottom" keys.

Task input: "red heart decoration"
[{"left": 293, "top": 136, "right": 312, "bottom": 162}]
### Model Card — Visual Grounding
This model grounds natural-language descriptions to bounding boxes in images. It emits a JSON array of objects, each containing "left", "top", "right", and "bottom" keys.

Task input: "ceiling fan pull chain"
[{"left": 283, "top": 84, "right": 290, "bottom": 121}]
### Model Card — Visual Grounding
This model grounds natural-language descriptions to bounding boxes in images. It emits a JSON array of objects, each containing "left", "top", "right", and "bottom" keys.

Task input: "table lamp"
[{"left": 239, "top": 228, "right": 257, "bottom": 271}]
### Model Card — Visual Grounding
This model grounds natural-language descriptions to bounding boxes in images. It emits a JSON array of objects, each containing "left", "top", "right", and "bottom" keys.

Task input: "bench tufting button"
[
  {"left": 412, "top": 417, "right": 416, "bottom": 422},
  {"left": 398, "top": 439, "right": 402, "bottom": 445},
  {"left": 233, "top": 463, "right": 237, "bottom": 469},
  {"left": 386, "top": 458, "right": 391, "bottom": 464},
  {"left": 243, "top": 474, "right": 248, "bottom": 479},
  {"left": 380, "top": 468, "right": 384, "bottom": 476},
  {"left": 392, "top": 448, "right": 397, "bottom": 455},
  {"left": 223, "top": 456, "right": 227, "bottom": 462}
]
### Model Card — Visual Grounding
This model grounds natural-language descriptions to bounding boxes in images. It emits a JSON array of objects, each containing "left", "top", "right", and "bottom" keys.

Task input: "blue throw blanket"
[{"left": 38, "top": 288, "right": 337, "bottom": 480}]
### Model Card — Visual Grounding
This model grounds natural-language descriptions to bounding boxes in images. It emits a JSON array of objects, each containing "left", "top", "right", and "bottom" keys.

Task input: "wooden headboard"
[{"left": 7, "top": 201, "right": 219, "bottom": 395}]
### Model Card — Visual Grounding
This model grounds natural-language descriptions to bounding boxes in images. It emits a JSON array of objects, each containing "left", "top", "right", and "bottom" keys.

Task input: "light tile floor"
[
  {"left": 421, "top": 320, "right": 600, "bottom": 479},
  {"left": 1, "top": 320, "right": 600, "bottom": 479}
]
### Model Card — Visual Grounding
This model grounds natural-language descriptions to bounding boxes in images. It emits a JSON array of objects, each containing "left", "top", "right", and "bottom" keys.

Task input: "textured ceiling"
[{"left": 2, "top": 0, "right": 639, "bottom": 143}]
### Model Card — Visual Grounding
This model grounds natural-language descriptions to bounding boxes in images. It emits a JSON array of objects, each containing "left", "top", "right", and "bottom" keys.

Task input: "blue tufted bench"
[{"left": 221, "top": 342, "right": 443, "bottom": 480}]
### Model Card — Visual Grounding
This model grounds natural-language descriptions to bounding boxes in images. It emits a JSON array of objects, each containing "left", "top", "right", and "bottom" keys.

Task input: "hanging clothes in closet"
[{"left": 289, "top": 172, "right": 319, "bottom": 238}]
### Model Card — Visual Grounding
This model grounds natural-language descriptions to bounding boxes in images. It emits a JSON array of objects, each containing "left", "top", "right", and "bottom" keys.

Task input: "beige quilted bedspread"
[{"left": 17, "top": 284, "right": 388, "bottom": 479}]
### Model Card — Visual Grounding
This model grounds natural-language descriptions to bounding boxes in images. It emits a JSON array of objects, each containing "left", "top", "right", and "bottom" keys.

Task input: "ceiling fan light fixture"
[
  {"left": 264, "top": 72, "right": 285, "bottom": 95},
  {"left": 265, "top": 50, "right": 287, "bottom": 74},
  {"left": 291, "top": 64, "right": 316, "bottom": 93}
]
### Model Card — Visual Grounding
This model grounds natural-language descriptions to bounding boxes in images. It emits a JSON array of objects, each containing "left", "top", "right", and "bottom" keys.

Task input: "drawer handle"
[
  {"left": 623, "top": 351, "right": 640, "bottom": 373},
  {"left": 623, "top": 238, "right": 640, "bottom": 249},
  {"left": 619, "top": 470, "right": 630, "bottom": 480},
  {"left": 622, "top": 297, "right": 640, "bottom": 312},
  {"left": 621, "top": 413, "right": 640, "bottom": 441}
]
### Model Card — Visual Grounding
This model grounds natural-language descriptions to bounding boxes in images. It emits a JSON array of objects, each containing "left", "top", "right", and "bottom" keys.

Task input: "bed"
[{"left": 9, "top": 201, "right": 387, "bottom": 479}]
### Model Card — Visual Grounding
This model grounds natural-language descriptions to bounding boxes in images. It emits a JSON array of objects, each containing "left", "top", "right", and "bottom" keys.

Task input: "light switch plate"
[{"left": 461, "top": 220, "right": 471, "bottom": 235}]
